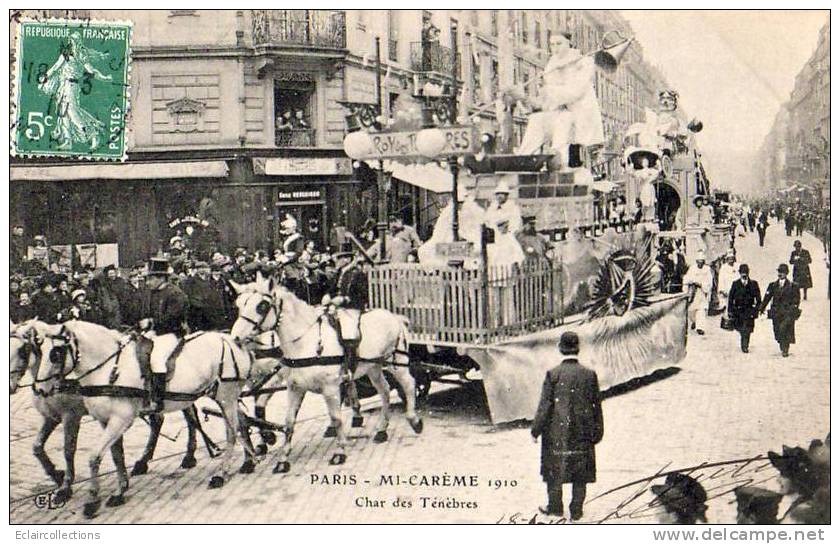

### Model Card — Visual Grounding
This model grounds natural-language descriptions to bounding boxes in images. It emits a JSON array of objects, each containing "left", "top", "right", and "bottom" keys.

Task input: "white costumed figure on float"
[
  {"left": 417, "top": 185, "right": 485, "bottom": 269},
  {"left": 483, "top": 180, "right": 525, "bottom": 268},
  {"left": 636, "top": 157, "right": 659, "bottom": 222},
  {"left": 515, "top": 32, "right": 604, "bottom": 185}
]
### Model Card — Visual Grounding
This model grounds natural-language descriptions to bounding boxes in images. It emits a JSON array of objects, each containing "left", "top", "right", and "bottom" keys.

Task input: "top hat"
[
  {"left": 558, "top": 331, "right": 580, "bottom": 356},
  {"left": 147, "top": 257, "right": 172, "bottom": 277},
  {"left": 738, "top": 264, "right": 750, "bottom": 274},
  {"left": 734, "top": 486, "right": 783, "bottom": 524},
  {"left": 776, "top": 263, "right": 789, "bottom": 274},
  {"left": 651, "top": 473, "right": 708, "bottom": 523}
]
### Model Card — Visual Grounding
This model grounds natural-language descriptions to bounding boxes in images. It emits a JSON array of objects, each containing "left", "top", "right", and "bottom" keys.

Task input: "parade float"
[{"left": 342, "top": 32, "right": 704, "bottom": 423}]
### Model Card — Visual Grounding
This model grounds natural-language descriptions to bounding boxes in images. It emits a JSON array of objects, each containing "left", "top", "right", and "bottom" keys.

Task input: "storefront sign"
[
  {"left": 361, "top": 126, "right": 479, "bottom": 160},
  {"left": 262, "top": 158, "right": 352, "bottom": 176},
  {"left": 277, "top": 187, "right": 325, "bottom": 203}
]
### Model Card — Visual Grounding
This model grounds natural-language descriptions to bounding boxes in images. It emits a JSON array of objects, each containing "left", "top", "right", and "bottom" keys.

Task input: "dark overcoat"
[
  {"left": 335, "top": 265, "right": 369, "bottom": 310},
  {"left": 140, "top": 282, "right": 189, "bottom": 336},
  {"left": 727, "top": 279, "right": 761, "bottom": 333},
  {"left": 760, "top": 279, "right": 800, "bottom": 345},
  {"left": 531, "top": 359, "right": 603, "bottom": 484},
  {"left": 790, "top": 249, "right": 813, "bottom": 289}
]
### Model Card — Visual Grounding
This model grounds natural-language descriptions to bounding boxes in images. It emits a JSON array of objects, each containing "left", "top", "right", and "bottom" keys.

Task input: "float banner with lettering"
[
  {"left": 359, "top": 126, "right": 479, "bottom": 160},
  {"left": 465, "top": 295, "right": 688, "bottom": 424}
]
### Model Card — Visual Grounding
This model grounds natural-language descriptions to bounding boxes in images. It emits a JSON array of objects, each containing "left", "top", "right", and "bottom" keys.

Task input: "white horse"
[
  {"left": 230, "top": 273, "right": 423, "bottom": 473},
  {"left": 243, "top": 330, "right": 369, "bottom": 457},
  {"left": 31, "top": 319, "right": 257, "bottom": 518}
]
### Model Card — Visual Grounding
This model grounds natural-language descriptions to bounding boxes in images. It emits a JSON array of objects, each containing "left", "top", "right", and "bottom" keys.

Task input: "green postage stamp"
[{"left": 11, "top": 18, "right": 132, "bottom": 160}]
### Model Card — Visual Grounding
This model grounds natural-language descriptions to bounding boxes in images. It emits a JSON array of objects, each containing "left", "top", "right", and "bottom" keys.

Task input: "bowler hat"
[
  {"left": 651, "top": 473, "right": 708, "bottom": 523},
  {"left": 734, "top": 486, "right": 782, "bottom": 524},
  {"left": 738, "top": 264, "right": 750, "bottom": 274},
  {"left": 523, "top": 215, "right": 537, "bottom": 223},
  {"left": 194, "top": 261, "right": 210, "bottom": 270},
  {"left": 777, "top": 263, "right": 789, "bottom": 274},
  {"left": 558, "top": 331, "right": 579, "bottom": 355}
]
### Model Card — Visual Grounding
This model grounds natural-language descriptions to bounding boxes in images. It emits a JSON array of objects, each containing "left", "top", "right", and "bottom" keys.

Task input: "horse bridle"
[
  {"left": 238, "top": 291, "right": 283, "bottom": 336},
  {"left": 33, "top": 326, "right": 80, "bottom": 389},
  {"left": 9, "top": 331, "right": 39, "bottom": 387}
]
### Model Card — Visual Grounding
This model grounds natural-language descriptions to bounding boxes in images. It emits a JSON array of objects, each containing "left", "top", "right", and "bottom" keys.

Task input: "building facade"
[
  {"left": 758, "top": 19, "right": 829, "bottom": 195},
  {"left": 11, "top": 9, "right": 675, "bottom": 266}
]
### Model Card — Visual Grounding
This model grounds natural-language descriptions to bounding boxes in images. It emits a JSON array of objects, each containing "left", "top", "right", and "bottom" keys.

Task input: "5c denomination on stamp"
[{"left": 11, "top": 18, "right": 132, "bottom": 160}]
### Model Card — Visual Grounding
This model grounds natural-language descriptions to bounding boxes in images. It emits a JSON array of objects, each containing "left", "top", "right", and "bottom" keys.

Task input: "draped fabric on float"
[{"left": 466, "top": 295, "right": 688, "bottom": 424}]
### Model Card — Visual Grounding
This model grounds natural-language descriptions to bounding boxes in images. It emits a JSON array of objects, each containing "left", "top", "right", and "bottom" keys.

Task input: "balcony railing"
[
  {"left": 253, "top": 10, "right": 346, "bottom": 49},
  {"left": 276, "top": 128, "right": 316, "bottom": 147},
  {"left": 410, "top": 42, "right": 461, "bottom": 77}
]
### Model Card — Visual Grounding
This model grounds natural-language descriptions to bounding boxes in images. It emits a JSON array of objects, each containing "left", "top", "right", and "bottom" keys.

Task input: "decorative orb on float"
[
  {"left": 343, "top": 131, "right": 374, "bottom": 160},
  {"left": 415, "top": 127, "right": 447, "bottom": 159}
]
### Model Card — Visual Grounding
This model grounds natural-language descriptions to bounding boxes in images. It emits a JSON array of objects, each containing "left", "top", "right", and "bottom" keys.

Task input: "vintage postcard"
[{"left": 7, "top": 7, "right": 830, "bottom": 531}]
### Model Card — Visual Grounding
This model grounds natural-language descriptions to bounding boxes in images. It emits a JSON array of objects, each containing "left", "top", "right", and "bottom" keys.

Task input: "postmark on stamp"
[{"left": 11, "top": 18, "right": 132, "bottom": 160}]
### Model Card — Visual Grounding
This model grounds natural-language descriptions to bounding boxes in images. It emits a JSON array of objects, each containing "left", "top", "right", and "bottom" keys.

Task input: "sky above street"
[{"left": 621, "top": 10, "right": 829, "bottom": 192}]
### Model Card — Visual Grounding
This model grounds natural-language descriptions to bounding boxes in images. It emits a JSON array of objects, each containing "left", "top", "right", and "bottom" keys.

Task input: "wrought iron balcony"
[
  {"left": 252, "top": 10, "right": 346, "bottom": 49},
  {"left": 275, "top": 128, "right": 316, "bottom": 147},
  {"left": 410, "top": 42, "right": 461, "bottom": 77}
]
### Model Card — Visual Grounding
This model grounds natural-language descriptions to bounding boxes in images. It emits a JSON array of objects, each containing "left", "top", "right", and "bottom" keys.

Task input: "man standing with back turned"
[{"left": 531, "top": 331, "right": 604, "bottom": 520}]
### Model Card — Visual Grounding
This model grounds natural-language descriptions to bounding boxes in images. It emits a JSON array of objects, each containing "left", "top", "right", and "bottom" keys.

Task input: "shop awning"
[
  {"left": 380, "top": 161, "right": 463, "bottom": 193},
  {"left": 10, "top": 161, "right": 229, "bottom": 181}
]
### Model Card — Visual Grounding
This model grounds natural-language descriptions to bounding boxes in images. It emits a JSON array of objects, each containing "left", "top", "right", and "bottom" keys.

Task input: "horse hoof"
[
  {"left": 329, "top": 453, "right": 347, "bottom": 465},
  {"left": 54, "top": 487, "right": 72, "bottom": 504},
  {"left": 261, "top": 431, "right": 277, "bottom": 446},
  {"left": 352, "top": 416, "right": 365, "bottom": 428},
  {"left": 239, "top": 459, "right": 256, "bottom": 474},
  {"left": 323, "top": 426, "right": 338, "bottom": 438},
  {"left": 50, "top": 469, "right": 66, "bottom": 486},
  {"left": 409, "top": 418, "right": 424, "bottom": 434},
  {"left": 273, "top": 461, "right": 291, "bottom": 474},
  {"left": 131, "top": 461, "right": 149, "bottom": 476},
  {"left": 180, "top": 456, "right": 197, "bottom": 470},
  {"left": 208, "top": 476, "right": 225, "bottom": 489},
  {"left": 255, "top": 444, "right": 268, "bottom": 456},
  {"left": 105, "top": 494, "right": 126, "bottom": 508},
  {"left": 373, "top": 430, "right": 388, "bottom": 443},
  {"left": 83, "top": 500, "right": 101, "bottom": 519}
]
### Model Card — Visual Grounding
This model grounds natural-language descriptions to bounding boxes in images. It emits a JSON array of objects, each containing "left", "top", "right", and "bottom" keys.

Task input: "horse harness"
[{"left": 33, "top": 326, "right": 242, "bottom": 402}]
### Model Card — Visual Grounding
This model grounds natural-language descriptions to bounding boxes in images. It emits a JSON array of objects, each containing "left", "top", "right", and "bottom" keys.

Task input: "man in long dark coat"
[
  {"left": 759, "top": 264, "right": 801, "bottom": 357},
  {"left": 727, "top": 264, "right": 762, "bottom": 353},
  {"left": 138, "top": 257, "right": 189, "bottom": 414},
  {"left": 756, "top": 218, "right": 768, "bottom": 248},
  {"left": 790, "top": 240, "right": 813, "bottom": 301},
  {"left": 182, "top": 261, "right": 227, "bottom": 331},
  {"left": 531, "top": 331, "right": 604, "bottom": 520}
]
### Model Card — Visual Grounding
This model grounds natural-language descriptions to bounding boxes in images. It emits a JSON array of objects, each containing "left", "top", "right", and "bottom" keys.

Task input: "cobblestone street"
[{"left": 10, "top": 223, "right": 829, "bottom": 524}]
